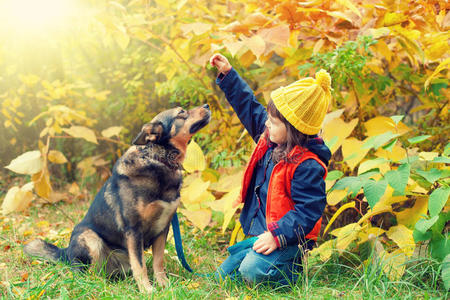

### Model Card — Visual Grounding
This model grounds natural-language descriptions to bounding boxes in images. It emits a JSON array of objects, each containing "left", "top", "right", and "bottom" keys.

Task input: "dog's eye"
[{"left": 177, "top": 109, "right": 188, "bottom": 119}]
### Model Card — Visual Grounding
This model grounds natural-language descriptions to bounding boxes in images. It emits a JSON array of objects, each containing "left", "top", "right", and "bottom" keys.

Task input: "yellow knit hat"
[{"left": 270, "top": 69, "right": 332, "bottom": 135}]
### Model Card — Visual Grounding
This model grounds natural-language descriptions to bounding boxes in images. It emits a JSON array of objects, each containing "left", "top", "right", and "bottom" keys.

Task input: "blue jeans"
[{"left": 215, "top": 238, "right": 309, "bottom": 286}]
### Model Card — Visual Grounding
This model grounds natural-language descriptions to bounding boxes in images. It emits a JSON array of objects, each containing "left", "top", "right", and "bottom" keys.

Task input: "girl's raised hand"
[{"left": 210, "top": 54, "right": 232, "bottom": 75}]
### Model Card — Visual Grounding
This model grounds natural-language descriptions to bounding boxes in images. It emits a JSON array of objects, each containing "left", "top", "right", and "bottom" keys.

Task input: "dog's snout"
[{"left": 202, "top": 104, "right": 210, "bottom": 110}]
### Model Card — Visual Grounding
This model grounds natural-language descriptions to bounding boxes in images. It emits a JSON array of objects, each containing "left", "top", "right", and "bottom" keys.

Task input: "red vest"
[{"left": 238, "top": 134, "right": 328, "bottom": 241}]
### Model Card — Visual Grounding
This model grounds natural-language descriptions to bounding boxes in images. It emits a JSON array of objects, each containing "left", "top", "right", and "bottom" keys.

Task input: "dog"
[{"left": 24, "top": 104, "right": 211, "bottom": 293}]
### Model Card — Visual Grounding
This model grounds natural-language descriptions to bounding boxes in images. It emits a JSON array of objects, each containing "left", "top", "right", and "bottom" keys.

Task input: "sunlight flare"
[{"left": 0, "top": 0, "right": 77, "bottom": 32}]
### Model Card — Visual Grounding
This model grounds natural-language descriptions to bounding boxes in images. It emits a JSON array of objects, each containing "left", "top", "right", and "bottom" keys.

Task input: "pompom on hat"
[{"left": 270, "top": 69, "right": 332, "bottom": 135}]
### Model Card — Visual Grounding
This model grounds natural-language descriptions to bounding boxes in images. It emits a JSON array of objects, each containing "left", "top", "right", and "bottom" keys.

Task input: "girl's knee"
[
  {"left": 238, "top": 252, "right": 271, "bottom": 283},
  {"left": 238, "top": 248, "right": 301, "bottom": 284}
]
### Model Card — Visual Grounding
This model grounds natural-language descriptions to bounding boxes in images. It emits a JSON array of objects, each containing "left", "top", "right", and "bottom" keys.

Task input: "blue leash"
[
  {"left": 171, "top": 212, "right": 258, "bottom": 277},
  {"left": 171, "top": 212, "right": 194, "bottom": 273}
]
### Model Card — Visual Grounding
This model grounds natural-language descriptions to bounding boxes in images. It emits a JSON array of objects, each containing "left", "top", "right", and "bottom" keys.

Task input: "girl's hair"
[{"left": 266, "top": 99, "right": 311, "bottom": 164}]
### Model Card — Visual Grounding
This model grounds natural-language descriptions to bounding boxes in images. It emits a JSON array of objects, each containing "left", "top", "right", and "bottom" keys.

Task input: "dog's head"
[{"left": 132, "top": 104, "right": 211, "bottom": 155}]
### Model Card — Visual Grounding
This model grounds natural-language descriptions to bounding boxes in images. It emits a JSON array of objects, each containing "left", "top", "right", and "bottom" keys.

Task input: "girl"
[{"left": 210, "top": 53, "right": 332, "bottom": 286}]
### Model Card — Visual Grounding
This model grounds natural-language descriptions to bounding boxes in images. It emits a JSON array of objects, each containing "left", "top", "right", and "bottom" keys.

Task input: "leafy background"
[{"left": 1, "top": 0, "right": 449, "bottom": 293}]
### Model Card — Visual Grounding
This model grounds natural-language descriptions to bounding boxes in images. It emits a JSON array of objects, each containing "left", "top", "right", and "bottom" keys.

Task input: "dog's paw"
[
  {"left": 138, "top": 283, "right": 155, "bottom": 294},
  {"left": 154, "top": 271, "right": 169, "bottom": 288}
]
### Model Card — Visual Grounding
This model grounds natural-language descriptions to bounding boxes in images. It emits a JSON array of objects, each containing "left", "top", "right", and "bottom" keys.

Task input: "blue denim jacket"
[{"left": 216, "top": 68, "right": 331, "bottom": 247}]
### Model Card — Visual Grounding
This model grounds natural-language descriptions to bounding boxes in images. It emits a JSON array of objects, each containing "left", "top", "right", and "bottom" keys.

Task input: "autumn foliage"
[{"left": 1, "top": 0, "right": 449, "bottom": 287}]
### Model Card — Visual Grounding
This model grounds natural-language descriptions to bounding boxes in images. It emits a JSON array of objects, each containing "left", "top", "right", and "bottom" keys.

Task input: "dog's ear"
[{"left": 132, "top": 122, "right": 163, "bottom": 145}]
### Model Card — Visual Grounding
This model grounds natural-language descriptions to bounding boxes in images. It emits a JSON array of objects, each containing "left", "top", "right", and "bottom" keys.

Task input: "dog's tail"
[{"left": 23, "top": 239, "right": 67, "bottom": 263}]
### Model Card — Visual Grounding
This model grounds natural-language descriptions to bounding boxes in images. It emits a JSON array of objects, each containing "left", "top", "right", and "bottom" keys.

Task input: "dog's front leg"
[
  {"left": 152, "top": 226, "right": 169, "bottom": 287},
  {"left": 126, "top": 231, "right": 153, "bottom": 293}
]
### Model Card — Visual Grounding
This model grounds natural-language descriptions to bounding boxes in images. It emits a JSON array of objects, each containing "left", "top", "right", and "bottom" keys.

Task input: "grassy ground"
[{"left": 0, "top": 199, "right": 447, "bottom": 299}]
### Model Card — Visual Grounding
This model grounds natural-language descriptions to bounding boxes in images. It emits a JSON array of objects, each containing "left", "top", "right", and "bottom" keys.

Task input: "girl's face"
[{"left": 265, "top": 113, "right": 287, "bottom": 144}]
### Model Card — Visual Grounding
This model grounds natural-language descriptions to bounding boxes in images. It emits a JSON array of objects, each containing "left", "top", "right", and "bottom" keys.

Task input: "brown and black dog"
[{"left": 24, "top": 104, "right": 211, "bottom": 293}]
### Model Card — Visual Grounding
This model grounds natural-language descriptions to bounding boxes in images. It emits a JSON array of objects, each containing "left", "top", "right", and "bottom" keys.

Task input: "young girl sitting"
[{"left": 210, "top": 53, "right": 332, "bottom": 286}]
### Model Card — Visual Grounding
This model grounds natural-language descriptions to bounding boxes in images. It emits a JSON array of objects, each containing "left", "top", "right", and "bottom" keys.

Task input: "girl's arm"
[
  {"left": 210, "top": 54, "right": 267, "bottom": 142},
  {"left": 216, "top": 68, "right": 268, "bottom": 142},
  {"left": 268, "top": 160, "right": 327, "bottom": 248}
]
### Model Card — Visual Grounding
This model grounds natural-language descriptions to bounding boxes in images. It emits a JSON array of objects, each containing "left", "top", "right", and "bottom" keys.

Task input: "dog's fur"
[{"left": 24, "top": 104, "right": 211, "bottom": 293}]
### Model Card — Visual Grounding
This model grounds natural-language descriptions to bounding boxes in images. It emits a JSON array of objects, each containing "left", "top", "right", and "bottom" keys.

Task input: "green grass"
[{"left": 0, "top": 200, "right": 448, "bottom": 299}]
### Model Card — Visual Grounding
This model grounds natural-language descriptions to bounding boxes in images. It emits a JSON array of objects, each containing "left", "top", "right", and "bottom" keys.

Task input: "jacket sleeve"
[
  {"left": 216, "top": 68, "right": 268, "bottom": 142},
  {"left": 267, "top": 160, "right": 327, "bottom": 248}
]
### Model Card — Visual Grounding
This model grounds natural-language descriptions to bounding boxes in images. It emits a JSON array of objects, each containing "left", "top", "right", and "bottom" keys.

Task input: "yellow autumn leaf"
[
  {"left": 374, "top": 143, "right": 407, "bottom": 163},
  {"left": 334, "top": 223, "right": 361, "bottom": 251},
  {"left": 68, "top": 182, "right": 80, "bottom": 195},
  {"left": 323, "top": 201, "right": 356, "bottom": 236},
  {"left": 381, "top": 249, "right": 407, "bottom": 280},
  {"left": 374, "top": 185, "right": 407, "bottom": 208},
  {"left": 1, "top": 183, "right": 34, "bottom": 214},
  {"left": 407, "top": 178, "right": 428, "bottom": 195},
  {"left": 63, "top": 126, "right": 98, "bottom": 144},
  {"left": 184, "top": 191, "right": 215, "bottom": 210},
  {"left": 180, "top": 208, "right": 211, "bottom": 231},
  {"left": 419, "top": 151, "right": 439, "bottom": 161},
  {"left": 220, "top": 21, "right": 249, "bottom": 34},
  {"left": 423, "top": 32, "right": 450, "bottom": 61},
  {"left": 180, "top": 22, "right": 212, "bottom": 36},
  {"left": 336, "top": 0, "right": 362, "bottom": 18},
  {"left": 32, "top": 168, "right": 53, "bottom": 199},
  {"left": 383, "top": 12, "right": 408, "bottom": 26},
  {"left": 312, "top": 39, "right": 325, "bottom": 55},
  {"left": 236, "top": 228, "right": 246, "bottom": 243},
  {"left": 358, "top": 226, "right": 386, "bottom": 244},
  {"left": 257, "top": 25, "right": 290, "bottom": 46},
  {"left": 224, "top": 40, "right": 244, "bottom": 57},
  {"left": 342, "top": 138, "right": 370, "bottom": 170},
  {"left": 201, "top": 168, "right": 219, "bottom": 183},
  {"left": 229, "top": 221, "right": 242, "bottom": 246},
  {"left": 210, "top": 170, "right": 244, "bottom": 193},
  {"left": 239, "top": 50, "right": 256, "bottom": 68},
  {"left": 85, "top": 89, "right": 111, "bottom": 101},
  {"left": 113, "top": 26, "right": 129, "bottom": 50},
  {"left": 374, "top": 39, "right": 392, "bottom": 63},
  {"left": 48, "top": 150, "right": 68, "bottom": 164},
  {"left": 5, "top": 150, "right": 42, "bottom": 175},
  {"left": 364, "top": 116, "right": 410, "bottom": 137},
  {"left": 244, "top": 12, "right": 271, "bottom": 27},
  {"left": 48, "top": 191, "right": 68, "bottom": 204},
  {"left": 366, "top": 61, "right": 384, "bottom": 75},
  {"left": 425, "top": 40, "right": 449, "bottom": 62},
  {"left": 395, "top": 196, "right": 428, "bottom": 228},
  {"left": 221, "top": 186, "right": 241, "bottom": 233},
  {"left": 326, "top": 179, "right": 336, "bottom": 192},
  {"left": 180, "top": 178, "right": 210, "bottom": 204},
  {"left": 327, "top": 189, "right": 348, "bottom": 206},
  {"left": 424, "top": 57, "right": 450, "bottom": 89},
  {"left": 358, "top": 158, "right": 391, "bottom": 175},
  {"left": 101, "top": 126, "right": 123, "bottom": 138},
  {"left": 386, "top": 225, "right": 415, "bottom": 257},
  {"left": 77, "top": 156, "right": 98, "bottom": 177},
  {"left": 358, "top": 204, "right": 392, "bottom": 225},
  {"left": 309, "top": 239, "right": 334, "bottom": 262},
  {"left": 245, "top": 35, "right": 265, "bottom": 58},
  {"left": 322, "top": 117, "right": 358, "bottom": 154},
  {"left": 183, "top": 141, "right": 206, "bottom": 173},
  {"left": 322, "top": 109, "right": 344, "bottom": 128},
  {"left": 207, "top": 198, "right": 226, "bottom": 212}
]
